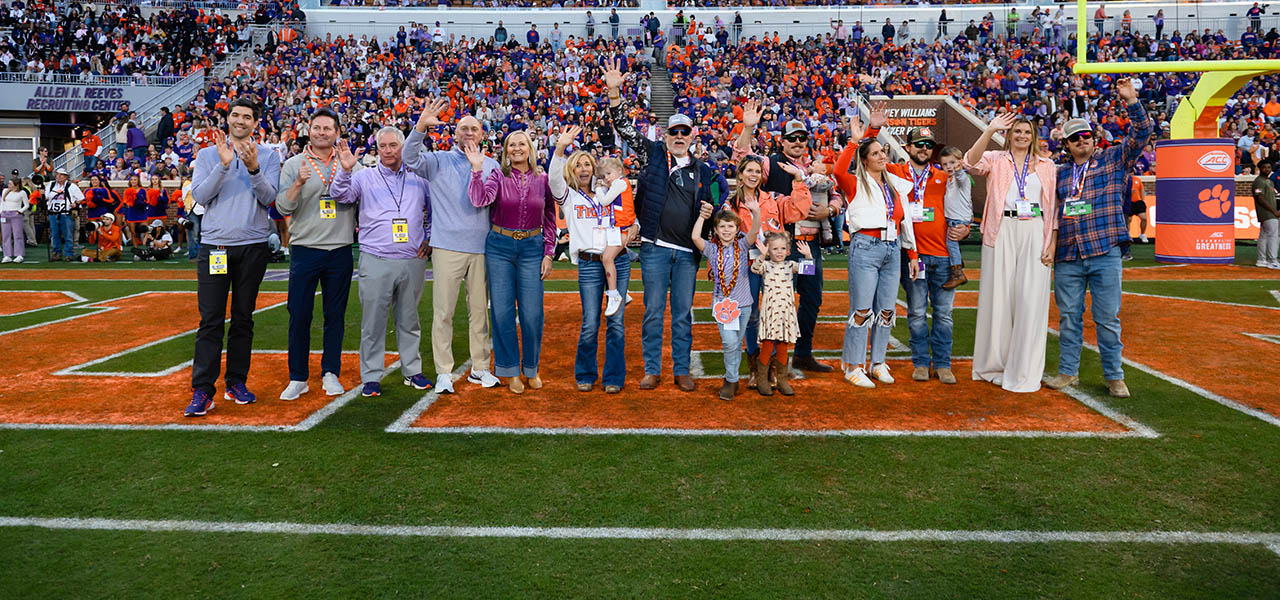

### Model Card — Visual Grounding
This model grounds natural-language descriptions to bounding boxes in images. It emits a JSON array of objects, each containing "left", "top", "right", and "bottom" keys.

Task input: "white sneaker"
[
  {"left": 279, "top": 380, "right": 309, "bottom": 401},
  {"left": 13, "top": 256, "right": 22, "bottom": 263},
  {"left": 321, "top": 372, "right": 344, "bottom": 396},
  {"left": 604, "top": 291, "right": 622, "bottom": 317},
  {"left": 81, "top": 256, "right": 91, "bottom": 262},
  {"left": 625, "top": 293, "right": 633, "bottom": 305},
  {"left": 871, "top": 363, "right": 895, "bottom": 384},
  {"left": 435, "top": 373, "right": 455, "bottom": 394},
  {"left": 1, "top": 256, "right": 11, "bottom": 263},
  {"left": 1268, "top": 261, "right": 1280, "bottom": 270},
  {"left": 1139, "top": 234, "right": 1149, "bottom": 243},
  {"left": 1258, "top": 260, "right": 1269, "bottom": 268},
  {"left": 467, "top": 370, "right": 500, "bottom": 388},
  {"left": 844, "top": 367, "right": 876, "bottom": 388}
]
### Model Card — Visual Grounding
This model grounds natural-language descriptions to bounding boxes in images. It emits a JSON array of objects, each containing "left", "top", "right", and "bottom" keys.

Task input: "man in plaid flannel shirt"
[{"left": 1047, "top": 78, "right": 1152, "bottom": 399}]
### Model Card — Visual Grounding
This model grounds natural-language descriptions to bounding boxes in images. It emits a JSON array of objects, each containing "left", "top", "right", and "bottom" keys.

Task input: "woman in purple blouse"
[{"left": 465, "top": 130, "right": 557, "bottom": 394}]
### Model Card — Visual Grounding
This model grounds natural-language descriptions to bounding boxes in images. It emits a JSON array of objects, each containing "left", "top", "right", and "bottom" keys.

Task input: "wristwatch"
[{"left": 247, "top": 167, "right": 260, "bottom": 175}]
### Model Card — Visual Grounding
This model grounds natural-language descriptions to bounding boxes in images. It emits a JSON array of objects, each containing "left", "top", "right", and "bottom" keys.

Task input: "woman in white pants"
[{"left": 964, "top": 114, "right": 1058, "bottom": 393}]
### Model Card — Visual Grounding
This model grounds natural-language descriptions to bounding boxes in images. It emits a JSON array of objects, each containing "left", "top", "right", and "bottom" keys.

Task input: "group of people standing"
[{"left": 182, "top": 69, "right": 1150, "bottom": 417}]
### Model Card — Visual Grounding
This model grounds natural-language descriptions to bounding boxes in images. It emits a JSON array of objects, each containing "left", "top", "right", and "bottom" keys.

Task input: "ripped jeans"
[{"left": 840, "top": 234, "right": 902, "bottom": 370}]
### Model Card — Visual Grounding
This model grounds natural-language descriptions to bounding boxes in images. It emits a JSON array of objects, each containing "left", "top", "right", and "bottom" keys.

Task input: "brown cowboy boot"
[
  {"left": 941, "top": 264, "right": 968, "bottom": 289},
  {"left": 773, "top": 359, "right": 794, "bottom": 396},
  {"left": 746, "top": 352, "right": 758, "bottom": 389},
  {"left": 756, "top": 357, "right": 773, "bottom": 396}
]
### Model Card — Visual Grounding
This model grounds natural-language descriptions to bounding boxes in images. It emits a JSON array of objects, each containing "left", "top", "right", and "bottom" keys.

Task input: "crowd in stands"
[{"left": 0, "top": 0, "right": 302, "bottom": 78}]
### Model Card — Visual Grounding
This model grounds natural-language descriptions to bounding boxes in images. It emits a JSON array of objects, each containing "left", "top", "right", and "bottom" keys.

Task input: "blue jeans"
[
  {"left": 792, "top": 242, "right": 824, "bottom": 359},
  {"left": 187, "top": 213, "right": 202, "bottom": 259},
  {"left": 945, "top": 218, "right": 967, "bottom": 266},
  {"left": 1054, "top": 245, "right": 1124, "bottom": 381},
  {"left": 744, "top": 270, "right": 762, "bottom": 357},
  {"left": 832, "top": 213, "right": 847, "bottom": 249},
  {"left": 639, "top": 242, "right": 697, "bottom": 376},
  {"left": 485, "top": 231, "right": 545, "bottom": 378},
  {"left": 576, "top": 253, "right": 631, "bottom": 388},
  {"left": 718, "top": 309, "right": 752, "bottom": 382},
  {"left": 83, "top": 155, "right": 97, "bottom": 174},
  {"left": 47, "top": 213, "right": 74, "bottom": 257},
  {"left": 841, "top": 235, "right": 901, "bottom": 369},
  {"left": 902, "top": 253, "right": 956, "bottom": 369},
  {"left": 287, "top": 245, "right": 353, "bottom": 381}
]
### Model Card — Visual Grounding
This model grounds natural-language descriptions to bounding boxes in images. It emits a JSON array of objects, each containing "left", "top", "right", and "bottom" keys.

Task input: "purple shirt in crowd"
[
  {"left": 330, "top": 162, "right": 431, "bottom": 260},
  {"left": 468, "top": 167, "right": 557, "bottom": 256},
  {"left": 706, "top": 235, "right": 753, "bottom": 308}
]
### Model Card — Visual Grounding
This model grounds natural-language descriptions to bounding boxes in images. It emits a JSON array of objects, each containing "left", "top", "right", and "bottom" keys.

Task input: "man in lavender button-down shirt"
[{"left": 330, "top": 127, "right": 433, "bottom": 397}]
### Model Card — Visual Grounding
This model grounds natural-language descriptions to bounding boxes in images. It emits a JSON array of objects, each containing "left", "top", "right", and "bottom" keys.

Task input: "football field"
[{"left": 1, "top": 244, "right": 1277, "bottom": 598}]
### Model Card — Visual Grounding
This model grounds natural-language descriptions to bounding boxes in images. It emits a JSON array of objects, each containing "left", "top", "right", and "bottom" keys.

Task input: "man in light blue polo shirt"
[{"left": 404, "top": 98, "right": 500, "bottom": 394}]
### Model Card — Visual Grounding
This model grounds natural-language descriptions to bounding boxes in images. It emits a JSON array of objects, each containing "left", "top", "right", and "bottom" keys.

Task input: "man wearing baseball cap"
[
  {"left": 885, "top": 126, "right": 969, "bottom": 384},
  {"left": 1047, "top": 78, "right": 1153, "bottom": 398},
  {"left": 735, "top": 103, "right": 842, "bottom": 376},
  {"left": 44, "top": 167, "right": 84, "bottom": 261},
  {"left": 605, "top": 59, "right": 728, "bottom": 392},
  {"left": 13, "top": 169, "right": 37, "bottom": 247}
]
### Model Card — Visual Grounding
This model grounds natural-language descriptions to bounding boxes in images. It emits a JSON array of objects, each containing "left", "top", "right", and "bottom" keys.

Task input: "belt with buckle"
[
  {"left": 492, "top": 224, "right": 540, "bottom": 240},
  {"left": 577, "top": 250, "right": 603, "bottom": 262}
]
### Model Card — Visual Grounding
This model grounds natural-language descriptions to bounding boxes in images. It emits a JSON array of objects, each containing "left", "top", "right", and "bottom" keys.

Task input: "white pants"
[
  {"left": 972, "top": 217, "right": 1052, "bottom": 393},
  {"left": 1259, "top": 218, "right": 1279, "bottom": 263}
]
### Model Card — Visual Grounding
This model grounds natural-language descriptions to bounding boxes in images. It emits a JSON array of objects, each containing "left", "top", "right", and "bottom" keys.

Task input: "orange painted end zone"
[
  {"left": 0, "top": 291, "right": 77, "bottom": 315},
  {"left": 410, "top": 293, "right": 1127, "bottom": 434}
]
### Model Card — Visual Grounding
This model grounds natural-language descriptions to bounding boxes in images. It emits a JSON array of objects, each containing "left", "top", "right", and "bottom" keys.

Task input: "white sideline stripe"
[
  {"left": 0, "top": 290, "right": 88, "bottom": 317},
  {"left": 1271, "top": 290, "right": 1280, "bottom": 306},
  {"left": 1268, "top": 543, "right": 1280, "bottom": 558},
  {"left": 52, "top": 296, "right": 290, "bottom": 377},
  {"left": 2, "top": 516, "right": 1277, "bottom": 547},
  {"left": 392, "top": 425, "right": 1151, "bottom": 439},
  {"left": 1122, "top": 290, "right": 1280, "bottom": 311},
  {"left": 385, "top": 362, "right": 473, "bottom": 433},
  {"left": 0, "top": 355, "right": 401, "bottom": 433},
  {"left": 1047, "top": 327, "right": 1280, "bottom": 429},
  {"left": 1057, "top": 385, "right": 1159, "bottom": 438}
]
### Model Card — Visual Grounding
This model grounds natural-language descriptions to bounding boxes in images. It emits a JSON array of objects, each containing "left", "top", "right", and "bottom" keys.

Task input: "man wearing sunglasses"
[
  {"left": 734, "top": 104, "right": 848, "bottom": 376},
  {"left": 605, "top": 59, "right": 729, "bottom": 393},
  {"left": 883, "top": 127, "right": 969, "bottom": 385},
  {"left": 1047, "top": 78, "right": 1152, "bottom": 399}
]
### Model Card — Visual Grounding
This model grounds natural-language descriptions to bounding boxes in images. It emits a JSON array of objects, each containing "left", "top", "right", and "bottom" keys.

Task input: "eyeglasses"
[
  {"left": 1067, "top": 132, "right": 1094, "bottom": 143},
  {"left": 783, "top": 133, "right": 808, "bottom": 142},
  {"left": 668, "top": 127, "right": 692, "bottom": 137},
  {"left": 911, "top": 140, "right": 936, "bottom": 149}
]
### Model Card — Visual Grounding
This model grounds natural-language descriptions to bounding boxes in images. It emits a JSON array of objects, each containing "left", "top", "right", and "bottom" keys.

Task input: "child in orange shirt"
[{"left": 595, "top": 157, "right": 635, "bottom": 317}]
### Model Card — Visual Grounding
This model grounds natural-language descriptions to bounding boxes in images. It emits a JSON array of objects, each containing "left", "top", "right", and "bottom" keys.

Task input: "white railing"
[
  {"left": 50, "top": 68, "right": 208, "bottom": 177},
  {"left": 0, "top": 71, "right": 186, "bottom": 86}
]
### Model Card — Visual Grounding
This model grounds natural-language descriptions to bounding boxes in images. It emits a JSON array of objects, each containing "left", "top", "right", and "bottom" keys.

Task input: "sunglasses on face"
[
  {"left": 911, "top": 140, "right": 936, "bottom": 149},
  {"left": 783, "top": 134, "right": 808, "bottom": 142},
  {"left": 1067, "top": 132, "right": 1094, "bottom": 143},
  {"left": 668, "top": 127, "right": 692, "bottom": 137}
]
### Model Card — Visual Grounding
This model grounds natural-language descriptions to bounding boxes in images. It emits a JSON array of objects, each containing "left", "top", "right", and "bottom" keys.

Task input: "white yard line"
[
  {"left": 1, "top": 516, "right": 1276, "bottom": 549},
  {"left": 0, "top": 290, "right": 87, "bottom": 317},
  {"left": 385, "top": 362, "right": 473, "bottom": 433}
]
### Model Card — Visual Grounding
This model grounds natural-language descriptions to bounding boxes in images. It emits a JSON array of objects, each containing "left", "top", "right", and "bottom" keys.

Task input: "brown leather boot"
[
  {"left": 718, "top": 379, "right": 737, "bottom": 401},
  {"left": 773, "top": 359, "right": 794, "bottom": 396},
  {"left": 746, "top": 352, "right": 758, "bottom": 389},
  {"left": 941, "top": 264, "right": 968, "bottom": 289},
  {"left": 756, "top": 357, "right": 773, "bottom": 396}
]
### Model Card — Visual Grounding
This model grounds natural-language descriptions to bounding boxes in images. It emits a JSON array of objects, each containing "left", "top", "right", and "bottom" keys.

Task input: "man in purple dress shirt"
[{"left": 330, "top": 127, "right": 433, "bottom": 398}]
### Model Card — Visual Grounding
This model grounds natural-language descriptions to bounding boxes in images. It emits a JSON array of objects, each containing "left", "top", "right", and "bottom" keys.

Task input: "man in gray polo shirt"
[
  {"left": 275, "top": 108, "right": 359, "bottom": 401},
  {"left": 185, "top": 97, "right": 281, "bottom": 417}
]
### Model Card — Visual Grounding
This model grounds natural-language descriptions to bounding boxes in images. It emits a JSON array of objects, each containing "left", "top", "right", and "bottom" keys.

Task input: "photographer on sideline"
[
  {"left": 80, "top": 213, "right": 123, "bottom": 262},
  {"left": 132, "top": 219, "right": 174, "bottom": 261}
]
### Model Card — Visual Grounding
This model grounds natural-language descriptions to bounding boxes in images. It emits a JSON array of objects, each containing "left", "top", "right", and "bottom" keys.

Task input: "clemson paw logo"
[
  {"left": 1197, "top": 184, "right": 1231, "bottom": 219},
  {"left": 713, "top": 298, "right": 741, "bottom": 325}
]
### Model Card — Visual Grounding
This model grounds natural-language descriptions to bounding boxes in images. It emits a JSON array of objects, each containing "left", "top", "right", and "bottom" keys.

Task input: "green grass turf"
[{"left": 0, "top": 259, "right": 1278, "bottom": 596}]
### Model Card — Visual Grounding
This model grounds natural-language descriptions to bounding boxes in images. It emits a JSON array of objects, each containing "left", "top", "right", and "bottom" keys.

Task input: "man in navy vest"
[{"left": 604, "top": 59, "right": 728, "bottom": 392}]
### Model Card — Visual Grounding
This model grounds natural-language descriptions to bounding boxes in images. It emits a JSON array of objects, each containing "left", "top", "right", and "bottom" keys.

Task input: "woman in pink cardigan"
[{"left": 963, "top": 113, "right": 1058, "bottom": 393}]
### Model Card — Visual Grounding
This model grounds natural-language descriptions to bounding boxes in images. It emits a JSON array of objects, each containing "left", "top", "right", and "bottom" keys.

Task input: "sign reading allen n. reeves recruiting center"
[{"left": 9, "top": 83, "right": 168, "bottom": 112}]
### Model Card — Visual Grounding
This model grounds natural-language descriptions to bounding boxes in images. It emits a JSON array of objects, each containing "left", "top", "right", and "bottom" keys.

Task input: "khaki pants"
[
  {"left": 82, "top": 247, "right": 121, "bottom": 262},
  {"left": 431, "top": 248, "right": 491, "bottom": 376}
]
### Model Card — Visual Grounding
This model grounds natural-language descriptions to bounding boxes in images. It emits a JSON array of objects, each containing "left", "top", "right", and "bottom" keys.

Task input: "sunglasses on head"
[
  {"left": 783, "top": 133, "right": 808, "bottom": 142},
  {"left": 1067, "top": 132, "right": 1094, "bottom": 143},
  {"left": 668, "top": 126, "right": 692, "bottom": 136},
  {"left": 911, "top": 140, "right": 936, "bottom": 149}
]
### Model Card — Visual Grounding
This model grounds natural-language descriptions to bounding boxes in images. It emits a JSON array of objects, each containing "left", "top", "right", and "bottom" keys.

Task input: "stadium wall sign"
[{"left": 9, "top": 84, "right": 169, "bottom": 113}]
